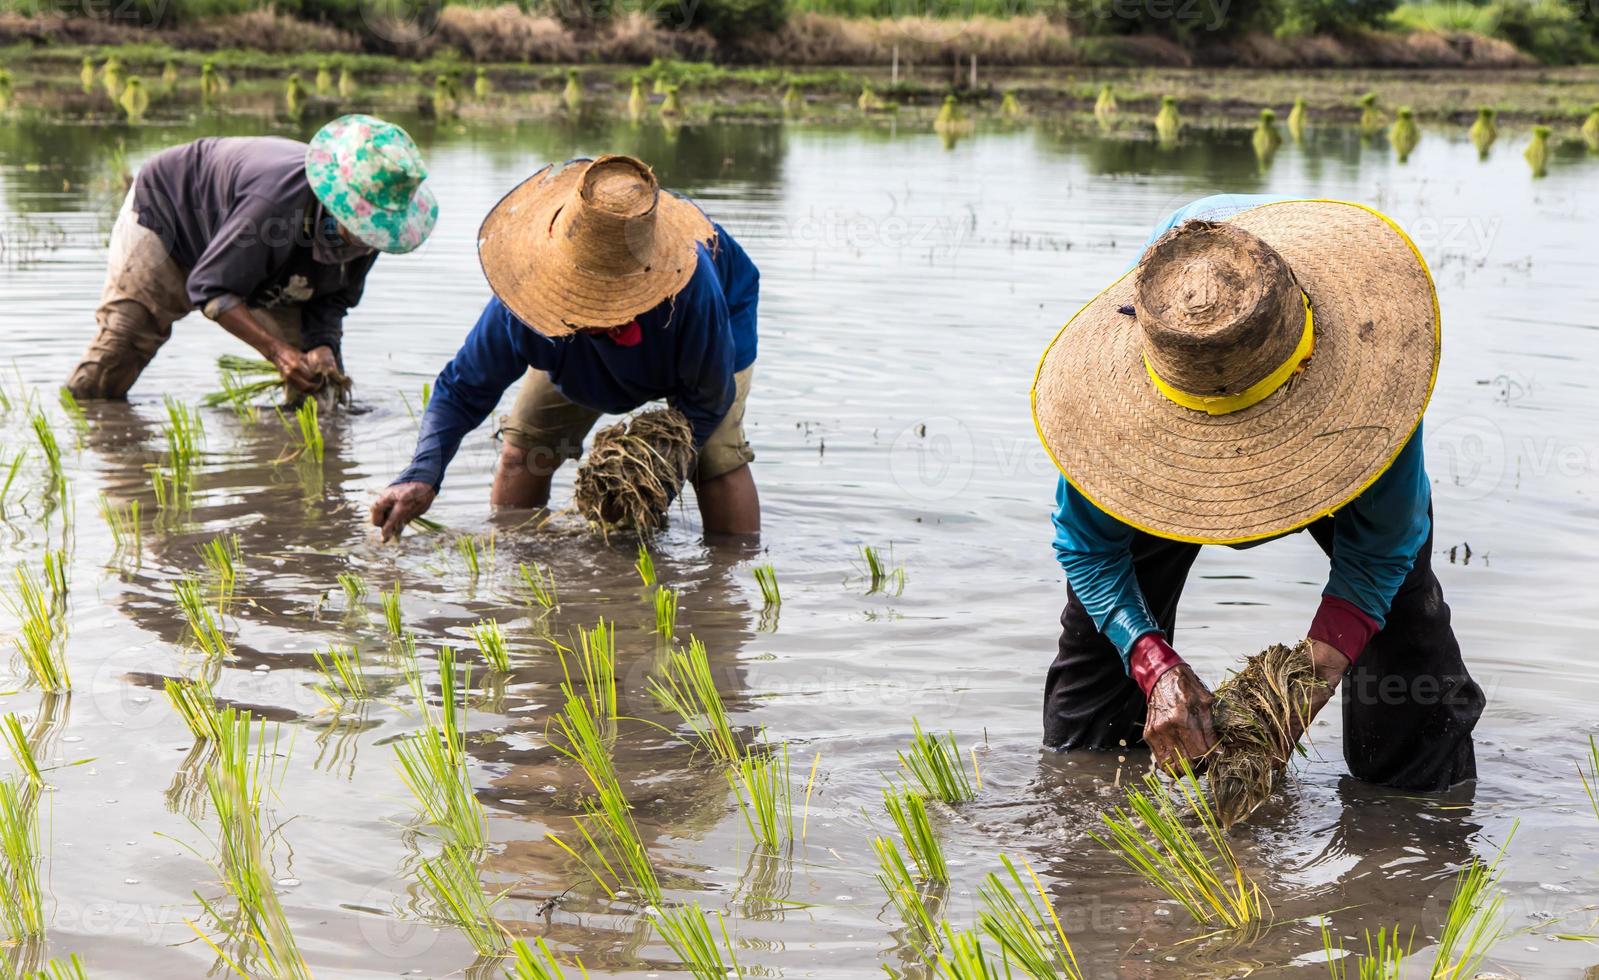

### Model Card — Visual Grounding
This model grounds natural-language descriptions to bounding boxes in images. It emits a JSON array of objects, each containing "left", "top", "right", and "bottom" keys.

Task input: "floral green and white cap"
[{"left": 305, "top": 114, "right": 437, "bottom": 255}]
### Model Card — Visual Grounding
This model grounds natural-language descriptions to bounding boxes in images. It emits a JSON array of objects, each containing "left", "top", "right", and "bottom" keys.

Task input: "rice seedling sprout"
[
  {"left": 727, "top": 740, "right": 794, "bottom": 852},
  {"left": 471, "top": 618, "right": 512, "bottom": 673},
  {"left": 0, "top": 450, "right": 25, "bottom": 511},
  {"left": 455, "top": 534, "right": 481, "bottom": 579},
  {"left": 312, "top": 645, "right": 370, "bottom": 705},
  {"left": 8, "top": 560, "right": 70, "bottom": 693},
  {"left": 29, "top": 953, "right": 90, "bottom": 979},
  {"left": 175, "top": 576, "right": 230, "bottom": 658},
  {"left": 647, "top": 637, "right": 738, "bottom": 766},
  {"left": 1321, "top": 919, "right": 1412, "bottom": 980},
  {"left": 510, "top": 936, "right": 588, "bottom": 979},
  {"left": 99, "top": 494, "right": 142, "bottom": 555},
  {"left": 883, "top": 783, "right": 947, "bottom": 883},
  {"left": 899, "top": 719, "right": 976, "bottom": 803},
  {"left": 382, "top": 582, "right": 404, "bottom": 637},
  {"left": 559, "top": 621, "right": 617, "bottom": 737},
  {"left": 1430, "top": 844, "right": 1508, "bottom": 979},
  {"left": 519, "top": 561, "right": 558, "bottom": 610},
  {"left": 653, "top": 586, "right": 678, "bottom": 638},
  {"left": 861, "top": 545, "right": 905, "bottom": 595},
  {"left": 932, "top": 924, "right": 1005, "bottom": 980},
  {"left": 0, "top": 776, "right": 44, "bottom": 941},
  {"left": 652, "top": 904, "right": 742, "bottom": 979},
  {"left": 417, "top": 843, "right": 511, "bottom": 955},
  {"left": 1, "top": 714, "right": 42, "bottom": 788},
  {"left": 635, "top": 542, "right": 656, "bottom": 586},
  {"left": 976, "top": 854, "right": 1082, "bottom": 979},
  {"left": 197, "top": 532, "right": 241, "bottom": 607},
  {"left": 164, "top": 675, "right": 224, "bottom": 742},
  {"left": 337, "top": 571, "right": 367, "bottom": 605},
  {"left": 753, "top": 563, "right": 780, "bottom": 607},
  {"left": 394, "top": 648, "right": 484, "bottom": 850},
  {"left": 872, "top": 833, "right": 942, "bottom": 953},
  {"left": 29, "top": 411, "right": 65, "bottom": 500},
  {"left": 292, "top": 398, "right": 323, "bottom": 463},
  {"left": 1580, "top": 735, "right": 1599, "bottom": 823}
]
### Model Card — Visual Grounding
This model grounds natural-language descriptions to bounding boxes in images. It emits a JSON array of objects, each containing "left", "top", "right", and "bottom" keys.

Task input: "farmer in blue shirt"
[
  {"left": 372, "top": 155, "right": 760, "bottom": 539},
  {"left": 1032, "top": 195, "right": 1483, "bottom": 791}
]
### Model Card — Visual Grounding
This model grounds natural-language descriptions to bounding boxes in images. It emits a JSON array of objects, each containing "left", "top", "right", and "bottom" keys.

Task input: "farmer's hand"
[
  {"left": 271, "top": 344, "right": 321, "bottom": 394},
  {"left": 371, "top": 482, "right": 437, "bottom": 542},
  {"left": 1131, "top": 633, "right": 1216, "bottom": 772},
  {"left": 304, "top": 345, "right": 340, "bottom": 381},
  {"left": 1288, "top": 638, "right": 1351, "bottom": 740}
]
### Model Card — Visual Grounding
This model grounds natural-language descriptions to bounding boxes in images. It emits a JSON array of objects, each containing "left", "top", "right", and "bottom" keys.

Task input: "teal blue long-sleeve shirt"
[{"left": 1049, "top": 194, "right": 1433, "bottom": 663}]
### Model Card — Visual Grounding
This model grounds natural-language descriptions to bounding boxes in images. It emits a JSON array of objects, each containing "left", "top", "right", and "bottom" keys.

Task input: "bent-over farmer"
[
  {"left": 371, "top": 154, "right": 760, "bottom": 539},
  {"left": 66, "top": 114, "right": 436, "bottom": 400},
  {"left": 1033, "top": 194, "right": 1484, "bottom": 791}
]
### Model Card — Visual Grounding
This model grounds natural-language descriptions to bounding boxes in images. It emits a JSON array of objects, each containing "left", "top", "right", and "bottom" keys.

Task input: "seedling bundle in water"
[
  {"left": 1208, "top": 639, "right": 1322, "bottom": 829},
  {"left": 572, "top": 408, "right": 694, "bottom": 533}
]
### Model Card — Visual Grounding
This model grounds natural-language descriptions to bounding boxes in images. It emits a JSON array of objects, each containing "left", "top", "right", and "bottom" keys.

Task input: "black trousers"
[{"left": 1042, "top": 518, "right": 1485, "bottom": 791}]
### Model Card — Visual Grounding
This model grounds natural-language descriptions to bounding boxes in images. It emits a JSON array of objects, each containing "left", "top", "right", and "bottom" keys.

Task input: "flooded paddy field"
[{"left": 0, "top": 88, "right": 1597, "bottom": 978}]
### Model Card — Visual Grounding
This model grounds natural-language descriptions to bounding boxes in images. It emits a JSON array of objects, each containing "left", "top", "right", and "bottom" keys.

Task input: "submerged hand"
[
  {"left": 304, "top": 345, "right": 340, "bottom": 380},
  {"left": 272, "top": 345, "right": 320, "bottom": 394},
  {"left": 1143, "top": 664, "right": 1218, "bottom": 773},
  {"left": 371, "top": 482, "right": 437, "bottom": 542}
]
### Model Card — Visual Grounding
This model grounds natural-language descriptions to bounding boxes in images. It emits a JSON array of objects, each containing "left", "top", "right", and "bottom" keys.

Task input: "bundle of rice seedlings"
[
  {"left": 652, "top": 904, "right": 741, "bottom": 978},
  {"left": 562, "top": 68, "right": 581, "bottom": 110},
  {"left": 99, "top": 495, "right": 142, "bottom": 556},
  {"left": 199, "top": 62, "right": 222, "bottom": 101},
  {"left": 1389, "top": 107, "right": 1420, "bottom": 163},
  {"left": 1207, "top": 639, "right": 1324, "bottom": 829},
  {"left": 647, "top": 637, "right": 738, "bottom": 766},
  {"left": 627, "top": 76, "right": 648, "bottom": 120},
  {"left": 509, "top": 937, "right": 585, "bottom": 979},
  {"left": 753, "top": 564, "right": 780, "bottom": 608},
  {"left": 653, "top": 586, "right": 678, "bottom": 638},
  {"left": 874, "top": 834, "right": 943, "bottom": 953},
  {"left": 1154, "top": 95, "right": 1181, "bottom": 145},
  {"left": 976, "top": 854, "right": 1082, "bottom": 979},
  {"left": 1469, "top": 107, "right": 1497, "bottom": 158},
  {"left": 932, "top": 925, "right": 1005, "bottom": 980},
  {"left": 1358, "top": 92, "right": 1384, "bottom": 135},
  {"left": 1252, "top": 108, "right": 1282, "bottom": 164},
  {"left": 314, "top": 62, "right": 332, "bottom": 95},
  {"left": 1287, "top": 97, "right": 1307, "bottom": 141},
  {"left": 0, "top": 776, "right": 44, "bottom": 941},
  {"left": 1093, "top": 84, "right": 1117, "bottom": 126},
  {"left": 336, "top": 571, "right": 367, "bottom": 606},
  {"left": 1091, "top": 763, "right": 1265, "bottom": 932},
  {"left": 197, "top": 533, "right": 241, "bottom": 608},
  {"left": 781, "top": 83, "right": 802, "bottom": 116},
  {"left": 102, "top": 57, "right": 125, "bottom": 101},
  {"left": 175, "top": 576, "right": 230, "bottom": 658},
  {"left": 455, "top": 534, "right": 481, "bottom": 579},
  {"left": 519, "top": 562, "right": 558, "bottom": 610},
  {"left": 80, "top": 57, "right": 94, "bottom": 94},
  {"left": 289, "top": 399, "right": 323, "bottom": 463},
  {"left": 0, "top": 69, "right": 13, "bottom": 113},
  {"left": 58, "top": 388, "right": 88, "bottom": 443},
  {"left": 394, "top": 648, "right": 485, "bottom": 850},
  {"left": 165, "top": 675, "right": 224, "bottom": 742},
  {"left": 192, "top": 709, "right": 309, "bottom": 979},
  {"left": 163, "top": 396, "right": 205, "bottom": 493},
  {"left": 560, "top": 621, "right": 618, "bottom": 735},
  {"left": 860, "top": 545, "right": 906, "bottom": 595},
  {"left": 933, "top": 95, "right": 971, "bottom": 137},
  {"left": 119, "top": 76, "right": 150, "bottom": 123},
  {"left": 1582, "top": 103, "right": 1599, "bottom": 152},
  {"left": 381, "top": 582, "right": 404, "bottom": 638},
  {"left": 470, "top": 619, "right": 511, "bottom": 673},
  {"left": 473, "top": 69, "right": 492, "bottom": 99},
  {"left": 634, "top": 543, "right": 656, "bottom": 586},
  {"left": 1000, "top": 89, "right": 1023, "bottom": 118},
  {"left": 161, "top": 60, "right": 177, "bottom": 87},
  {"left": 8, "top": 562, "right": 70, "bottom": 693},
  {"left": 1525, "top": 125, "right": 1551, "bottom": 178},
  {"left": 898, "top": 719, "right": 976, "bottom": 804},
  {"left": 338, "top": 67, "right": 357, "bottom": 99},
  {"left": 572, "top": 408, "right": 694, "bottom": 533},
  {"left": 659, "top": 85, "right": 683, "bottom": 117},
  {"left": 284, "top": 73, "right": 306, "bottom": 119},
  {"left": 204, "top": 355, "right": 280, "bottom": 419},
  {"left": 312, "top": 645, "right": 370, "bottom": 706},
  {"left": 416, "top": 843, "right": 510, "bottom": 955},
  {"left": 858, "top": 84, "right": 886, "bottom": 112},
  {"left": 1431, "top": 846, "right": 1507, "bottom": 979},
  {"left": 727, "top": 741, "right": 794, "bottom": 853},
  {"left": 883, "top": 784, "right": 946, "bottom": 883}
]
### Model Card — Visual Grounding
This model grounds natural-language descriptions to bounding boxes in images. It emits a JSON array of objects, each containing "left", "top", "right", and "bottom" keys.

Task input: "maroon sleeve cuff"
[
  {"left": 1129, "top": 633, "right": 1184, "bottom": 699},
  {"left": 1309, "top": 595, "right": 1379, "bottom": 663}
]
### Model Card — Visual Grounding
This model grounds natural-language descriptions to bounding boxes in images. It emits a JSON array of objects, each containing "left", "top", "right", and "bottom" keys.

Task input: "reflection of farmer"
[
  {"left": 1034, "top": 195, "right": 1484, "bottom": 789},
  {"left": 66, "top": 114, "right": 436, "bottom": 401},
  {"left": 371, "top": 155, "right": 761, "bottom": 540}
]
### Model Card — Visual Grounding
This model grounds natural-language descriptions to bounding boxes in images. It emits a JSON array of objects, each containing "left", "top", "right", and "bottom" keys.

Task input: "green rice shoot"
[
  {"left": 1090, "top": 761, "right": 1265, "bottom": 932},
  {"left": 931, "top": 923, "right": 1005, "bottom": 980},
  {"left": 635, "top": 543, "right": 656, "bottom": 586},
  {"left": 898, "top": 719, "right": 976, "bottom": 804},
  {"left": 1320, "top": 919, "right": 1412, "bottom": 980},
  {"left": 883, "top": 784, "right": 947, "bottom": 883},
  {"left": 1430, "top": 842, "right": 1509, "bottom": 979},
  {"left": 29, "top": 411, "right": 65, "bottom": 501},
  {"left": 519, "top": 562, "right": 558, "bottom": 610},
  {"left": 174, "top": 576, "right": 231, "bottom": 658},
  {"left": 872, "top": 833, "right": 942, "bottom": 954},
  {"left": 394, "top": 648, "right": 484, "bottom": 851},
  {"left": 8, "top": 560, "right": 70, "bottom": 693},
  {"left": 727, "top": 740, "right": 794, "bottom": 853},
  {"left": 0, "top": 450, "right": 26, "bottom": 512},
  {"left": 162, "top": 396, "right": 205, "bottom": 489},
  {"left": 471, "top": 619, "right": 512, "bottom": 673},
  {"left": 1579, "top": 735, "right": 1598, "bottom": 824},
  {"left": 653, "top": 586, "right": 678, "bottom": 638},
  {"left": 861, "top": 545, "right": 906, "bottom": 595},
  {"left": 976, "top": 854, "right": 1082, "bottom": 979},
  {"left": 381, "top": 582, "right": 404, "bottom": 638},
  {"left": 558, "top": 621, "right": 618, "bottom": 739},
  {"left": 165, "top": 675, "right": 224, "bottom": 742},
  {"left": 753, "top": 563, "right": 780, "bottom": 607},
  {"left": 57, "top": 387, "right": 88, "bottom": 443},
  {"left": 99, "top": 495, "right": 142, "bottom": 556},
  {"left": 28, "top": 953, "right": 90, "bottom": 979},
  {"left": 1, "top": 714, "right": 42, "bottom": 788},
  {"left": 312, "top": 645, "right": 370, "bottom": 706},
  {"left": 337, "top": 572, "right": 368, "bottom": 605},
  {"left": 0, "top": 776, "right": 44, "bottom": 941},
  {"left": 509, "top": 936, "right": 588, "bottom": 979},
  {"left": 197, "top": 533, "right": 242, "bottom": 607},
  {"left": 416, "top": 843, "right": 511, "bottom": 955},
  {"left": 652, "top": 904, "right": 742, "bottom": 979},
  {"left": 291, "top": 398, "right": 323, "bottom": 464},
  {"left": 647, "top": 637, "right": 739, "bottom": 767}
]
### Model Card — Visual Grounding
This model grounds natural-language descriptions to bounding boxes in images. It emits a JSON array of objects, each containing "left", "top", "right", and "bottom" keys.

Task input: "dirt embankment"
[{"left": 0, "top": 7, "right": 1534, "bottom": 70}]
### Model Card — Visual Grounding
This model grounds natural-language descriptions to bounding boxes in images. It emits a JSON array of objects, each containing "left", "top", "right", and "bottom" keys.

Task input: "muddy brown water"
[{"left": 0, "top": 104, "right": 1597, "bottom": 978}]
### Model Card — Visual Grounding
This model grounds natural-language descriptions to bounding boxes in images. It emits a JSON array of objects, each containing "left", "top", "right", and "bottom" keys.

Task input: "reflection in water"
[{"left": 0, "top": 104, "right": 1595, "bottom": 977}]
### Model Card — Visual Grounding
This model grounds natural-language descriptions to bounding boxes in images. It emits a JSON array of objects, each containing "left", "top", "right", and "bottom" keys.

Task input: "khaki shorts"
[
  {"left": 66, "top": 188, "right": 305, "bottom": 400},
  {"left": 500, "top": 366, "right": 756, "bottom": 482}
]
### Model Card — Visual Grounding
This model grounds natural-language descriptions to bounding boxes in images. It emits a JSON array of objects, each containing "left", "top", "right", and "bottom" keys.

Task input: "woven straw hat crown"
[
  {"left": 558, "top": 155, "right": 666, "bottom": 278},
  {"left": 1135, "top": 221, "right": 1305, "bottom": 399}
]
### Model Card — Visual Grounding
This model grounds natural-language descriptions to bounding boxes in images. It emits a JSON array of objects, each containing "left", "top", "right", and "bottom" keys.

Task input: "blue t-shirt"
[
  {"left": 1049, "top": 195, "right": 1432, "bottom": 664},
  {"left": 397, "top": 223, "right": 758, "bottom": 490}
]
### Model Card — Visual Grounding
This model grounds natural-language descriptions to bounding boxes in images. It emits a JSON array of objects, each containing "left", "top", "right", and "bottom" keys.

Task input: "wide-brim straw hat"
[
  {"left": 478, "top": 155, "right": 714, "bottom": 336},
  {"left": 1032, "top": 199, "right": 1439, "bottom": 545},
  {"left": 304, "top": 114, "right": 437, "bottom": 255}
]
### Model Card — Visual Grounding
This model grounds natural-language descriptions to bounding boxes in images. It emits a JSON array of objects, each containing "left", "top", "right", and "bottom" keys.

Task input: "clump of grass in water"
[
  {"left": 510, "top": 936, "right": 587, "bottom": 979},
  {"left": 1470, "top": 106, "right": 1497, "bottom": 158},
  {"left": 99, "top": 494, "right": 142, "bottom": 556},
  {"left": 562, "top": 68, "right": 582, "bottom": 110},
  {"left": 1154, "top": 94, "right": 1181, "bottom": 145},
  {"left": 337, "top": 571, "right": 367, "bottom": 605},
  {"left": 80, "top": 56, "right": 94, "bottom": 93},
  {"left": 899, "top": 719, "right": 976, "bottom": 803},
  {"left": 1252, "top": 108, "right": 1281, "bottom": 164},
  {"left": 165, "top": 675, "right": 224, "bottom": 742},
  {"left": 312, "top": 645, "right": 370, "bottom": 706},
  {"left": 1091, "top": 761, "right": 1266, "bottom": 932},
  {"left": 1000, "top": 89, "right": 1022, "bottom": 118},
  {"left": 1582, "top": 103, "right": 1599, "bottom": 152},
  {"left": 860, "top": 544, "right": 906, "bottom": 595},
  {"left": 1208, "top": 639, "right": 1323, "bottom": 828},
  {"left": 473, "top": 68, "right": 492, "bottom": 99},
  {"left": 174, "top": 576, "right": 230, "bottom": 658},
  {"left": 519, "top": 561, "right": 558, "bottom": 610},
  {"left": 572, "top": 408, "right": 694, "bottom": 534},
  {"left": 653, "top": 586, "right": 679, "bottom": 638},
  {"left": 1320, "top": 919, "right": 1412, "bottom": 980},
  {"left": 416, "top": 843, "right": 511, "bottom": 955},
  {"left": 284, "top": 72, "right": 306, "bottom": 119},
  {"left": 197, "top": 532, "right": 242, "bottom": 607},
  {"left": 1093, "top": 84, "right": 1116, "bottom": 127},
  {"left": 648, "top": 637, "right": 739, "bottom": 766},
  {"left": 433, "top": 74, "right": 458, "bottom": 118},
  {"left": 7, "top": 559, "right": 70, "bottom": 693},
  {"left": 30, "top": 411, "right": 65, "bottom": 501},
  {"left": 976, "top": 854, "right": 1082, "bottom": 979},
  {"left": 0, "top": 776, "right": 44, "bottom": 942},
  {"left": 1358, "top": 91, "right": 1384, "bottom": 135},
  {"left": 634, "top": 542, "right": 656, "bottom": 586},
  {"left": 1287, "top": 96, "right": 1307, "bottom": 141},
  {"left": 652, "top": 904, "right": 742, "bottom": 978},
  {"left": 470, "top": 618, "right": 511, "bottom": 673},
  {"left": 290, "top": 398, "right": 323, "bottom": 463},
  {"left": 873, "top": 832, "right": 942, "bottom": 953},
  {"left": 314, "top": 62, "right": 332, "bottom": 95},
  {"left": 189, "top": 709, "right": 310, "bottom": 978},
  {"left": 858, "top": 83, "right": 886, "bottom": 112},
  {"left": 102, "top": 56, "right": 125, "bottom": 101},
  {"left": 338, "top": 66, "right": 356, "bottom": 99},
  {"left": 199, "top": 61, "right": 222, "bottom": 101},
  {"left": 659, "top": 85, "right": 683, "bottom": 117},
  {"left": 727, "top": 740, "right": 794, "bottom": 852},
  {"left": 781, "top": 82, "right": 802, "bottom": 115},
  {"left": 394, "top": 648, "right": 485, "bottom": 850},
  {"left": 883, "top": 784, "right": 947, "bottom": 883},
  {"left": 1525, "top": 125, "right": 1551, "bottom": 178},
  {"left": 119, "top": 75, "right": 150, "bottom": 123},
  {"left": 753, "top": 563, "right": 780, "bottom": 608},
  {"left": 381, "top": 582, "right": 404, "bottom": 638},
  {"left": 933, "top": 95, "right": 971, "bottom": 136},
  {"left": 1389, "top": 106, "right": 1420, "bottom": 163}
]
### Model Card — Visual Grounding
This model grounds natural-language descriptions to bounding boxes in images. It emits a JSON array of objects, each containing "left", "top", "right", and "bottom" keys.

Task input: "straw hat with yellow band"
[
  {"left": 1031, "top": 199, "right": 1440, "bottom": 546},
  {"left": 478, "top": 154, "right": 715, "bottom": 337}
]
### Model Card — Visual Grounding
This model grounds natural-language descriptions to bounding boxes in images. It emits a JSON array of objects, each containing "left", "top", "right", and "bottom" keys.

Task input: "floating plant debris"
[
  {"left": 1207, "top": 639, "right": 1323, "bottom": 829},
  {"left": 572, "top": 408, "right": 694, "bottom": 534}
]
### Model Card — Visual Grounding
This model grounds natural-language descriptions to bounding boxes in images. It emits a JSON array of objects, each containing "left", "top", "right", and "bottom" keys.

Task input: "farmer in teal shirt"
[{"left": 1033, "top": 195, "right": 1483, "bottom": 791}]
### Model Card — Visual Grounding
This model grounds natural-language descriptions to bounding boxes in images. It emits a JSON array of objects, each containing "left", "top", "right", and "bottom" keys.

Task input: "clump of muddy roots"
[
  {"left": 572, "top": 408, "right": 695, "bottom": 534},
  {"left": 1207, "top": 639, "right": 1323, "bottom": 829}
]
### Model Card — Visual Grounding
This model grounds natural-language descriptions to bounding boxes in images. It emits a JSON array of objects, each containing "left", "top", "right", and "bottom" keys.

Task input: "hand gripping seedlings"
[{"left": 1207, "top": 639, "right": 1323, "bottom": 828}]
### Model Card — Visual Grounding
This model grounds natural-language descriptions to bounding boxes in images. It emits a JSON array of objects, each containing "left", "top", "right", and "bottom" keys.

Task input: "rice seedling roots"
[
  {"left": 1207, "top": 639, "right": 1323, "bottom": 829},
  {"left": 571, "top": 408, "right": 694, "bottom": 533}
]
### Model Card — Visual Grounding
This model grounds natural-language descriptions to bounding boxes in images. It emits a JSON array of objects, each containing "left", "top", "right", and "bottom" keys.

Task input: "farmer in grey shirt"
[{"left": 67, "top": 114, "right": 437, "bottom": 401}]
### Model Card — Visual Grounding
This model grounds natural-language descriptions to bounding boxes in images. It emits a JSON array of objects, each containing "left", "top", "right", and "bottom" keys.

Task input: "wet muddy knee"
[{"left": 67, "top": 299, "right": 172, "bottom": 400}]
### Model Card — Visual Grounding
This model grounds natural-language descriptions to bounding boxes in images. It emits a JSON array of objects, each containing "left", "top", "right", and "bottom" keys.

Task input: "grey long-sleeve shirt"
[{"left": 131, "top": 136, "right": 376, "bottom": 354}]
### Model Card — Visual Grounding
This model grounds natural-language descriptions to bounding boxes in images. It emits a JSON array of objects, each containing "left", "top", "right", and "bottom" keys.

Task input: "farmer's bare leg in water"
[
  {"left": 491, "top": 443, "right": 558, "bottom": 509},
  {"left": 695, "top": 463, "right": 760, "bottom": 536}
]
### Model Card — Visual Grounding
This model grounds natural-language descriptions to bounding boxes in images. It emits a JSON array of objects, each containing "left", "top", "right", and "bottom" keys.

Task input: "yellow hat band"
[{"left": 1143, "top": 292, "right": 1315, "bottom": 416}]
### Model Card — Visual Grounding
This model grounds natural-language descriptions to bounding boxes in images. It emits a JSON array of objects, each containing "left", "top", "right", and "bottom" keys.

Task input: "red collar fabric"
[{"left": 605, "top": 320, "right": 643, "bottom": 347}]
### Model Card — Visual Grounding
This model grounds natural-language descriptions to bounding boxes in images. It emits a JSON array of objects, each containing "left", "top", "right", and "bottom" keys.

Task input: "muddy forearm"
[{"left": 213, "top": 303, "right": 290, "bottom": 361}]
